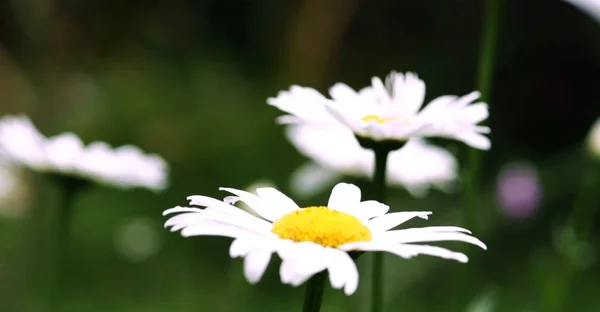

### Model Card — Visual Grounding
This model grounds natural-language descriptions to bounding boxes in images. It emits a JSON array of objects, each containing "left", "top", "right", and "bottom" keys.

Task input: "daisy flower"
[
  {"left": 268, "top": 71, "right": 490, "bottom": 150},
  {"left": 163, "top": 182, "right": 486, "bottom": 295},
  {"left": 287, "top": 123, "right": 457, "bottom": 198},
  {"left": 0, "top": 115, "right": 168, "bottom": 191}
]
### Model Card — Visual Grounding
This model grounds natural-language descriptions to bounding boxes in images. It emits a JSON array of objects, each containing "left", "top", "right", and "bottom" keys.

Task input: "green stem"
[
  {"left": 50, "top": 177, "right": 82, "bottom": 312},
  {"left": 302, "top": 271, "right": 327, "bottom": 312},
  {"left": 461, "top": 0, "right": 502, "bottom": 306},
  {"left": 371, "top": 148, "right": 390, "bottom": 312},
  {"left": 464, "top": 0, "right": 502, "bottom": 232}
]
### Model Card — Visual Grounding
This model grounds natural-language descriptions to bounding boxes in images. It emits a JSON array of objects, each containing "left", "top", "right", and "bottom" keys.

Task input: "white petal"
[
  {"left": 397, "top": 244, "right": 468, "bottom": 262},
  {"left": 255, "top": 187, "right": 300, "bottom": 214},
  {"left": 338, "top": 241, "right": 414, "bottom": 258},
  {"left": 329, "top": 83, "right": 360, "bottom": 103},
  {"left": 417, "top": 95, "right": 456, "bottom": 118},
  {"left": 178, "top": 221, "right": 260, "bottom": 239},
  {"left": 218, "top": 187, "right": 283, "bottom": 222},
  {"left": 230, "top": 237, "right": 256, "bottom": 258},
  {"left": 0, "top": 115, "right": 48, "bottom": 169},
  {"left": 340, "top": 241, "right": 469, "bottom": 263},
  {"left": 186, "top": 195, "right": 273, "bottom": 230},
  {"left": 371, "top": 76, "right": 391, "bottom": 104},
  {"left": 389, "top": 72, "right": 426, "bottom": 117},
  {"left": 455, "top": 132, "right": 492, "bottom": 150},
  {"left": 384, "top": 229, "right": 487, "bottom": 250},
  {"left": 326, "top": 248, "right": 359, "bottom": 295},
  {"left": 266, "top": 85, "right": 334, "bottom": 123},
  {"left": 409, "top": 226, "right": 472, "bottom": 234},
  {"left": 45, "top": 133, "right": 84, "bottom": 171},
  {"left": 385, "top": 139, "right": 457, "bottom": 195},
  {"left": 346, "top": 200, "right": 390, "bottom": 221},
  {"left": 165, "top": 210, "right": 272, "bottom": 237},
  {"left": 327, "top": 183, "right": 362, "bottom": 212},
  {"left": 461, "top": 103, "right": 488, "bottom": 123},
  {"left": 284, "top": 123, "right": 367, "bottom": 174},
  {"left": 244, "top": 248, "right": 273, "bottom": 284},
  {"left": 278, "top": 243, "right": 329, "bottom": 287},
  {"left": 365, "top": 211, "right": 432, "bottom": 232},
  {"left": 162, "top": 206, "right": 203, "bottom": 216},
  {"left": 323, "top": 102, "right": 366, "bottom": 135}
]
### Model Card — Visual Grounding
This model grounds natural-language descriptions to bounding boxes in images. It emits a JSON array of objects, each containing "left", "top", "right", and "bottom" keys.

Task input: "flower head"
[
  {"left": 268, "top": 71, "right": 490, "bottom": 150},
  {"left": 286, "top": 123, "right": 457, "bottom": 198},
  {"left": 0, "top": 115, "right": 168, "bottom": 191},
  {"left": 164, "top": 182, "right": 486, "bottom": 295}
]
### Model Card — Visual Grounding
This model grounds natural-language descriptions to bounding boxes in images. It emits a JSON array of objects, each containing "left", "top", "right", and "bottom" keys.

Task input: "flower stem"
[
  {"left": 464, "top": 0, "right": 502, "bottom": 232},
  {"left": 49, "top": 176, "right": 84, "bottom": 312},
  {"left": 371, "top": 148, "right": 390, "bottom": 312},
  {"left": 302, "top": 271, "right": 327, "bottom": 312}
]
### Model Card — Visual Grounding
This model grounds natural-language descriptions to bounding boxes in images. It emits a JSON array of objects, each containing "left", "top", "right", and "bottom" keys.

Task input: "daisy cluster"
[{"left": 164, "top": 71, "right": 489, "bottom": 296}]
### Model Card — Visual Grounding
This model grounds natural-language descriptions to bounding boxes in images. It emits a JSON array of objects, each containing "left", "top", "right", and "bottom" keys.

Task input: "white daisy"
[
  {"left": 287, "top": 123, "right": 457, "bottom": 198},
  {"left": 0, "top": 115, "right": 168, "bottom": 191},
  {"left": 565, "top": 0, "right": 600, "bottom": 23},
  {"left": 268, "top": 71, "right": 491, "bottom": 150},
  {"left": 163, "top": 182, "right": 486, "bottom": 295}
]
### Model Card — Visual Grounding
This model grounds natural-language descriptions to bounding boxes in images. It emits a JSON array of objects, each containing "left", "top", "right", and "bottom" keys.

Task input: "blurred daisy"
[
  {"left": 287, "top": 123, "right": 457, "bottom": 198},
  {"left": 565, "top": 0, "right": 600, "bottom": 23},
  {"left": 268, "top": 71, "right": 490, "bottom": 150},
  {"left": 164, "top": 182, "right": 486, "bottom": 295},
  {"left": 0, "top": 115, "right": 168, "bottom": 191}
]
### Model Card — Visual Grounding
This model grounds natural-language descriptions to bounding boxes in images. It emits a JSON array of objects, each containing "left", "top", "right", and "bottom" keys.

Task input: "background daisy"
[{"left": 0, "top": 115, "right": 168, "bottom": 191}]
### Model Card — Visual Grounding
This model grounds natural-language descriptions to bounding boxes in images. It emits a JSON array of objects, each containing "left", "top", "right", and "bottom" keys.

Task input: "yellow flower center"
[
  {"left": 361, "top": 115, "right": 397, "bottom": 124},
  {"left": 271, "top": 206, "right": 372, "bottom": 248}
]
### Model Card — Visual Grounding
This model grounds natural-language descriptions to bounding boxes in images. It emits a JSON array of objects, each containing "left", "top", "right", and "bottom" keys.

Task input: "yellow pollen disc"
[
  {"left": 271, "top": 206, "right": 372, "bottom": 248},
  {"left": 361, "top": 115, "right": 397, "bottom": 124}
]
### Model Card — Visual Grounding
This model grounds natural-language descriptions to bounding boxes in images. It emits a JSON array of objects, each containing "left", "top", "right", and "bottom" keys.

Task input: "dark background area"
[{"left": 1, "top": 0, "right": 600, "bottom": 311}]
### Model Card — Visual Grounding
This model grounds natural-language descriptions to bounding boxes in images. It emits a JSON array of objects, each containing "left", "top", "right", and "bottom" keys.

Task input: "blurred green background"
[{"left": 1, "top": 0, "right": 600, "bottom": 311}]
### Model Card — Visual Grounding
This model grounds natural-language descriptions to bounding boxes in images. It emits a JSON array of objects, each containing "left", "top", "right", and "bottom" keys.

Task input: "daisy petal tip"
[
  {"left": 162, "top": 206, "right": 183, "bottom": 216},
  {"left": 457, "top": 255, "right": 469, "bottom": 263},
  {"left": 343, "top": 282, "right": 358, "bottom": 296},
  {"left": 470, "top": 90, "right": 482, "bottom": 99},
  {"left": 419, "top": 212, "right": 433, "bottom": 219},
  {"left": 223, "top": 196, "right": 239, "bottom": 205},
  {"left": 246, "top": 275, "right": 261, "bottom": 285}
]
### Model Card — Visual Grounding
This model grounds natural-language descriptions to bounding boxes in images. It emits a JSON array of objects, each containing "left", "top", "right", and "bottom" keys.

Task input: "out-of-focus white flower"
[
  {"left": 0, "top": 115, "right": 168, "bottom": 191},
  {"left": 286, "top": 123, "right": 457, "bottom": 198},
  {"left": 114, "top": 217, "right": 163, "bottom": 262},
  {"left": 587, "top": 118, "right": 600, "bottom": 158},
  {"left": 565, "top": 0, "right": 600, "bottom": 23},
  {"left": 164, "top": 182, "right": 486, "bottom": 295},
  {"left": 268, "top": 72, "right": 490, "bottom": 149},
  {"left": 495, "top": 162, "right": 541, "bottom": 219}
]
